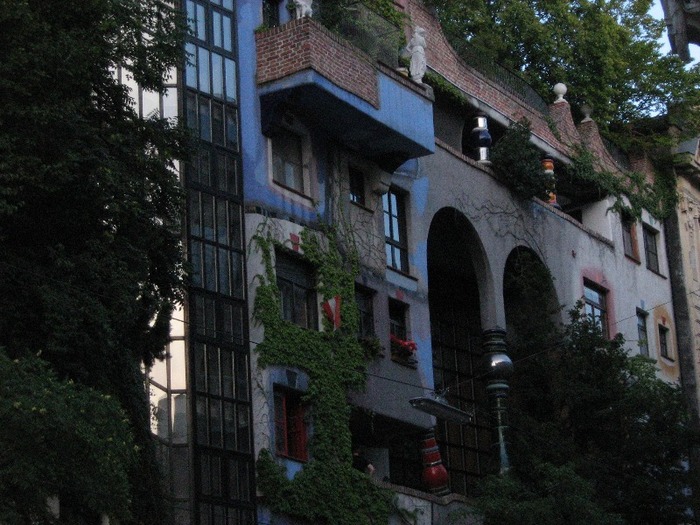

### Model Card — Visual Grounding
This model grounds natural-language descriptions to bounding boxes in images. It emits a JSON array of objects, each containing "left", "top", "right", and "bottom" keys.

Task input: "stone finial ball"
[{"left": 553, "top": 83, "right": 567, "bottom": 101}]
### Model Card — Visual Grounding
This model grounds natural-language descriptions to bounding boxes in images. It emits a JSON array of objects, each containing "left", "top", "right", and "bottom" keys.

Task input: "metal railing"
[
  {"left": 452, "top": 41, "right": 550, "bottom": 114},
  {"left": 315, "top": 1, "right": 402, "bottom": 67}
]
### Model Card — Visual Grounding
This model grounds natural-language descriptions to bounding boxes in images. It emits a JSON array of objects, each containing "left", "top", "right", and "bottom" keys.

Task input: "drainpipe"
[{"left": 664, "top": 209, "right": 700, "bottom": 520}]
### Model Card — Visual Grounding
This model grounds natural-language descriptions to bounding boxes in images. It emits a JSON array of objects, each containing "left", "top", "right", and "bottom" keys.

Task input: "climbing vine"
[
  {"left": 253, "top": 224, "right": 392, "bottom": 525},
  {"left": 490, "top": 119, "right": 553, "bottom": 201},
  {"left": 567, "top": 146, "right": 678, "bottom": 221}
]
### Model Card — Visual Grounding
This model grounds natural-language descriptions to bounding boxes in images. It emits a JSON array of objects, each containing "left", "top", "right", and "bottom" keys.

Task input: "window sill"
[
  {"left": 624, "top": 254, "right": 641, "bottom": 264},
  {"left": 386, "top": 266, "right": 417, "bottom": 281},
  {"left": 646, "top": 267, "right": 667, "bottom": 279},
  {"left": 391, "top": 354, "right": 417, "bottom": 368},
  {"left": 273, "top": 180, "right": 314, "bottom": 202},
  {"left": 350, "top": 200, "right": 374, "bottom": 213}
]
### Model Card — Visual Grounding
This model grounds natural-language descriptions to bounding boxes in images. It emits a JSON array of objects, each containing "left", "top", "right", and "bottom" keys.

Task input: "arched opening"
[
  {"left": 427, "top": 208, "right": 492, "bottom": 495},
  {"left": 502, "top": 247, "right": 560, "bottom": 456},
  {"left": 503, "top": 247, "right": 560, "bottom": 361}
]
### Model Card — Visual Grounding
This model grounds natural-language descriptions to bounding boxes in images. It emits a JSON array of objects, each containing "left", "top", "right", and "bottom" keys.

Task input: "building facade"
[{"left": 145, "top": 1, "right": 683, "bottom": 523}]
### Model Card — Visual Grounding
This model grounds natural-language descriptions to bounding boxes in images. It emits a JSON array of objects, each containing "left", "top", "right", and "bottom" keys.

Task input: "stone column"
[{"left": 481, "top": 327, "right": 513, "bottom": 474}]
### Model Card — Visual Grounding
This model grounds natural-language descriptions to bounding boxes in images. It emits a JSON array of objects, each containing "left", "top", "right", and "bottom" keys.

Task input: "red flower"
[{"left": 390, "top": 334, "right": 417, "bottom": 354}]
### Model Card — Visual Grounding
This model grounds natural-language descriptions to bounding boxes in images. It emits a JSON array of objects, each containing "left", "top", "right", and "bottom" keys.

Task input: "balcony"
[{"left": 256, "top": 14, "right": 434, "bottom": 172}]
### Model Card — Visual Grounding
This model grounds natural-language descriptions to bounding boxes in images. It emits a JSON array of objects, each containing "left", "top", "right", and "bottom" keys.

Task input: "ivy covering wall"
[{"left": 253, "top": 226, "right": 392, "bottom": 525}]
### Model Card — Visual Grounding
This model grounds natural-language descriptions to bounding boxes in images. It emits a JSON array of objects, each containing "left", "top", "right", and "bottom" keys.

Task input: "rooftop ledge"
[{"left": 256, "top": 17, "right": 435, "bottom": 172}]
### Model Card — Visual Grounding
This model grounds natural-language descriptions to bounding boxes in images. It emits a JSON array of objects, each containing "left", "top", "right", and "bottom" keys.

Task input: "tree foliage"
[
  {"left": 425, "top": 0, "right": 700, "bottom": 140},
  {"left": 0, "top": 0, "right": 187, "bottom": 522},
  {"left": 0, "top": 350, "right": 136, "bottom": 524},
  {"left": 497, "top": 250, "right": 692, "bottom": 524}
]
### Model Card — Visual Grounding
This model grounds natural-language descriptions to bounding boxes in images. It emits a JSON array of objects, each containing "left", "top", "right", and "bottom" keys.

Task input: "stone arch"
[
  {"left": 427, "top": 207, "right": 495, "bottom": 495},
  {"left": 502, "top": 246, "right": 560, "bottom": 361}
]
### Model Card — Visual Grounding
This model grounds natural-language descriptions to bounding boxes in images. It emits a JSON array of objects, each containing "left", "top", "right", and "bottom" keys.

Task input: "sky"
[{"left": 651, "top": 0, "right": 700, "bottom": 63}]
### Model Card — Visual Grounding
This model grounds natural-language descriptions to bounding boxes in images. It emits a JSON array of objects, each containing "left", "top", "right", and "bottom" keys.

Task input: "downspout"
[{"left": 664, "top": 207, "right": 700, "bottom": 520}]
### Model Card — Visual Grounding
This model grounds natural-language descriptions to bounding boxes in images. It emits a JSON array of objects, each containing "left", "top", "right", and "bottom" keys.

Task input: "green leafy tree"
[
  {"left": 0, "top": 350, "right": 136, "bottom": 524},
  {"left": 500, "top": 252, "right": 691, "bottom": 524},
  {"left": 0, "top": 0, "right": 187, "bottom": 522},
  {"left": 425, "top": 0, "right": 700, "bottom": 141}
]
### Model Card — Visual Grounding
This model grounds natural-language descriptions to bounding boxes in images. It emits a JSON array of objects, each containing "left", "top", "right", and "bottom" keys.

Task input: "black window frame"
[
  {"left": 584, "top": 280, "right": 609, "bottom": 338},
  {"left": 271, "top": 129, "right": 305, "bottom": 195},
  {"left": 355, "top": 285, "right": 375, "bottom": 339},
  {"left": 276, "top": 251, "right": 318, "bottom": 330},
  {"left": 621, "top": 214, "right": 638, "bottom": 260},
  {"left": 636, "top": 309, "right": 649, "bottom": 357},
  {"left": 389, "top": 298, "right": 408, "bottom": 340},
  {"left": 349, "top": 166, "right": 366, "bottom": 207},
  {"left": 273, "top": 387, "right": 309, "bottom": 462},
  {"left": 659, "top": 324, "right": 671, "bottom": 359},
  {"left": 383, "top": 187, "right": 409, "bottom": 273},
  {"left": 643, "top": 224, "right": 660, "bottom": 273}
]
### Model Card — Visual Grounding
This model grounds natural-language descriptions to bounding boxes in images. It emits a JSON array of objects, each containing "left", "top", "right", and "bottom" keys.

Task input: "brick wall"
[{"left": 256, "top": 17, "right": 380, "bottom": 108}]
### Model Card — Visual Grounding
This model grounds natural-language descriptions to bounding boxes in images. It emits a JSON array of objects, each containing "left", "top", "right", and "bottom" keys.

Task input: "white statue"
[
  {"left": 293, "top": 0, "right": 313, "bottom": 19},
  {"left": 406, "top": 26, "right": 427, "bottom": 83}
]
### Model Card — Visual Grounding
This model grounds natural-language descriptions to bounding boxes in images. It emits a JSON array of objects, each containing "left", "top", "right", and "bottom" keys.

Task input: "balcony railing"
[{"left": 317, "top": 1, "right": 403, "bottom": 67}]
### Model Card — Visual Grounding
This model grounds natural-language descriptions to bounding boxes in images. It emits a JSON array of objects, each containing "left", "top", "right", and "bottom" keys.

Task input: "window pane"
[
  {"left": 237, "top": 404, "right": 251, "bottom": 453},
  {"left": 210, "top": 398, "right": 223, "bottom": 447},
  {"left": 226, "top": 110, "right": 238, "bottom": 150},
  {"left": 205, "top": 296, "right": 216, "bottom": 337},
  {"left": 190, "top": 240, "right": 202, "bottom": 287},
  {"left": 222, "top": 350, "right": 234, "bottom": 397},
  {"left": 225, "top": 58, "right": 237, "bottom": 102},
  {"left": 217, "top": 198, "right": 228, "bottom": 244},
  {"left": 142, "top": 89, "right": 160, "bottom": 118},
  {"left": 231, "top": 251, "right": 244, "bottom": 299},
  {"left": 208, "top": 346, "right": 220, "bottom": 395},
  {"left": 204, "top": 243, "right": 217, "bottom": 291},
  {"left": 224, "top": 401, "right": 236, "bottom": 450},
  {"left": 187, "top": 92, "right": 198, "bottom": 131},
  {"left": 212, "top": 102, "right": 224, "bottom": 145},
  {"left": 163, "top": 87, "right": 178, "bottom": 119},
  {"left": 197, "top": 3, "right": 206, "bottom": 40},
  {"left": 202, "top": 194, "right": 215, "bottom": 241},
  {"left": 223, "top": 14, "right": 233, "bottom": 51},
  {"left": 212, "top": 53, "right": 224, "bottom": 99},
  {"left": 186, "top": 43, "right": 197, "bottom": 88},
  {"left": 172, "top": 393, "right": 188, "bottom": 444},
  {"left": 196, "top": 396, "right": 208, "bottom": 444},
  {"left": 170, "top": 340, "right": 187, "bottom": 390},
  {"left": 213, "top": 11, "right": 223, "bottom": 48},
  {"left": 199, "top": 99, "right": 211, "bottom": 141},
  {"left": 218, "top": 248, "right": 230, "bottom": 296},
  {"left": 236, "top": 352, "right": 249, "bottom": 399},
  {"left": 198, "top": 47, "right": 210, "bottom": 93},
  {"left": 189, "top": 191, "right": 201, "bottom": 237},
  {"left": 229, "top": 203, "right": 242, "bottom": 247}
]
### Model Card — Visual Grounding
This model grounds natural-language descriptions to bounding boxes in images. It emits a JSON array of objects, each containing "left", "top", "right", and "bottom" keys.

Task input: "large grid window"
[
  {"left": 431, "top": 310, "right": 489, "bottom": 495},
  {"left": 276, "top": 252, "right": 318, "bottom": 329},
  {"left": 643, "top": 225, "right": 660, "bottom": 273},
  {"left": 183, "top": 2, "right": 254, "bottom": 523},
  {"left": 383, "top": 187, "right": 409, "bottom": 272},
  {"left": 188, "top": 187, "right": 244, "bottom": 298},
  {"left": 584, "top": 281, "right": 609, "bottom": 338}
]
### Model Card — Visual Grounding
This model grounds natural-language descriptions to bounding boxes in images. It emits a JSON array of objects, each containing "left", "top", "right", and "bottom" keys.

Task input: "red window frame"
[{"left": 274, "top": 388, "right": 309, "bottom": 461}]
